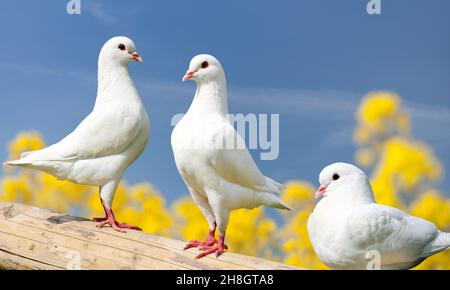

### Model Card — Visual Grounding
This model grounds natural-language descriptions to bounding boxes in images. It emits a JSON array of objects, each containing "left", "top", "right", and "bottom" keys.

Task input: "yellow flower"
[
  {"left": 354, "top": 92, "right": 410, "bottom": 147},
  {"left": 7, "top": 131, "right": 45, "bottom": 161},
  {"left": 281, "top": 209, "right": 327, "bottom": 269},
  {"left": 227, "top": 208, "right": 277, "bottom": 256},
  {"left": 353, "top": 126, "right": 372, "bottom": 145},
  {"left": 172, "top": 197, "right": 209, "bottom": 241},
  {"left": 358, "top": 92, "right": 400, "bottom": 125},
  {"left": 373, "top": 137, "right": 442, "bottom": 194},
  {"left": 410, "top": 190, "right": 450, "bottom": 230},
  {"left": 281, "top": 181, "right": 315, "bottom": 209},
  {"left": 355, "top": 148, "right": 375, "bottom": 167}
]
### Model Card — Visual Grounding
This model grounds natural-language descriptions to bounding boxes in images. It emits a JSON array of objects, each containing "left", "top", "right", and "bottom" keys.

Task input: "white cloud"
[
  {"left": 228, "top": 87, "right": 360, "bottom": 119},
  {"left": 406, "top": 101, "right": 450, "bottom": 144},
  {"left": 0, "top": 61, "right": 94, "bottom": 84},
  {"left": 407, "top": 101, "right": 450, "bottom": 125},
  {"left": 136, "top": 78, "right": 361, "bottom": 120},
  {"left": 85, "top": 1, "right": 117, "bottom": 26},
  {"left": 137, "top": 78, "right": 192, "bottom": 97}
]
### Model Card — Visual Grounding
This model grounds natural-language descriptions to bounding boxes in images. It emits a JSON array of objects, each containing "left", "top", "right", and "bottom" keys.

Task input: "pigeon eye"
[
  {"left": 118, "top": 44, "right": 126, "bottom": 51},
  {"left": 201, "top": 61, "right": 209, "bottom": 69},
  {"left": 332, "top": 173, "right": 340, "bottom": 181}
]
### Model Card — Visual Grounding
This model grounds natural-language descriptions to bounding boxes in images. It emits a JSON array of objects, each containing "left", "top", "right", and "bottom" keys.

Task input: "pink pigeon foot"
[
  {"left": 184, "top": 228, "right": 217, "bottom": 250},
  {"left": 94, "top": 200, "right": 142, "bottom": 232},
  {"left": 96, "top": 217, "right": 142, "bottom": 232},
  {"left": 196, "top": 235, "right": 228, "bottom": 259}
]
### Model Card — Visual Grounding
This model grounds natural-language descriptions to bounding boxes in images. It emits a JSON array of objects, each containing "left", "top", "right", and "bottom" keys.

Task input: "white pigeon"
[
  {"left": 308, "top": 162, "right": 450, "bottom": 270},
  {"left": 4, "top": 36, "right": 150, "bottom": 232},
  {"left": 171, "top": 54, "right": 292, "bottom": 259}
]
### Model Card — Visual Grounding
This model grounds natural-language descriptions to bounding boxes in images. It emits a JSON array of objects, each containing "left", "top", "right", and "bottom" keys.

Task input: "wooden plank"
[{"left": 0, "top": 202, "right": 301, "bottom": 270}]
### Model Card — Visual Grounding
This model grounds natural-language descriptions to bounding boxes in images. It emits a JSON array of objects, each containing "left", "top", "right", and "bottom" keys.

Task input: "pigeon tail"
[
  {"left": 4, "top": 150, "right": 42, "bottom": 167},
  {"left": 264, "top": 177, "right": 285, "bottom": 194},
  {"left": 4, "top": 147, "right": 70, "bottom": 168},
  {"left": 257, "top": 191, "right": 293, "bottom": 211},
  {"left": 435, "top": 231, "right": 450, "bottom": 247},
  {"left": 421, "top": 231, "right": 450, "bottom": 258},
  {"left": 4, "top": 159, "right": 32, "bottom": 166},
  {"left": 3, "top": 150, "right": 37, "bottom": 166}
]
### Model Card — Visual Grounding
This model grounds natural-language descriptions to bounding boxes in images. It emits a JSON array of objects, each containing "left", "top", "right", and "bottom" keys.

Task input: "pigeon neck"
[
  {"left": 191, "top": 77, "right": 228, "bottom": 116},
  {"left": 96, "top": 61, "right": 138, "bottom": 104}
]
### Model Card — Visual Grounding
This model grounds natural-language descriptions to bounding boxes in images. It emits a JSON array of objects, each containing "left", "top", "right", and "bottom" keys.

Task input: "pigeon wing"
[
  {"left": 347, "top": 204, "right": 439, "bottom": 259},
  {"left": 54, "top": 105, "right": 143, "bottom": 160},
  {"left": 208, "top": 122, "right": 278, "bottom": 193}
]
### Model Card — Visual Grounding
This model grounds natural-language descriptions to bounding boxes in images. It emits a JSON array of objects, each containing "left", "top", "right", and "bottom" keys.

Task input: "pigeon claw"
[
  {"left": 199, "top": 243, "right": 228, "bottom": 252},
  {"left": 94, "top": 201, "right": 143, "bottom": 233},
  {"left": 195, "top": 244, "right": 228, "bottom": 259},
  {"left": 116, "top": 222, "right": 143, "bottom": 231},
  {"left": 184, "top": 228, "right": 218, "bottom": 250},
  {"left": 184, "top": 240, "right": 202, "bottom": 250},
  {"left": 184, "top": 238, "right": 218, "bottom": 250},
  {"left": 95, "top": 217, "right": 143, "bottom": 233}
]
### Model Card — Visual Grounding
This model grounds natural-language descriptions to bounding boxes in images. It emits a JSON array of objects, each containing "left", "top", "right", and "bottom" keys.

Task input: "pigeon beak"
[
  {"left": 131, "top": 51, "right": 143, "bottom": 63},
  {"left": 315, "top": 185, "right": 327, "bottom": 200},
  {"left": 182, "top": 70, "right": 197, "bottom": 82}
]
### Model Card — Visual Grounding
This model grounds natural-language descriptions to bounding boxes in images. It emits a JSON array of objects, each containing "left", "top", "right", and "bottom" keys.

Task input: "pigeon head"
[
  {"left": 315, "top": 162, "right": 371, "bottom": 201},
  {"left": 99, "top": 36, "right": 143, "bottom": 66},
  {"left": 182, "top": 54, "right": 225, "bottom": 83}
]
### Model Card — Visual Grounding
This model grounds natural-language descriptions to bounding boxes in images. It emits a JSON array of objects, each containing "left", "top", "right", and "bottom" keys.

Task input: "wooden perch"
[{"left": 0, "top": 202, "right": 301, "bottom": 270}]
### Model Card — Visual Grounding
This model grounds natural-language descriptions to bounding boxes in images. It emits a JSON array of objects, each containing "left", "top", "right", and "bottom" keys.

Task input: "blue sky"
[{"left": 0, "top": 0, "right": 449, "bottom": 202}]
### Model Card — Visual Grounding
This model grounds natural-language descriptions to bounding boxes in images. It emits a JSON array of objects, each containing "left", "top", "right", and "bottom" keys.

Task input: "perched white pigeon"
[
  {"left": 4, "top": 36, "right": 150, "bottom": 232},
  {"left": 308, "top": 162, "right": 450, "bottom": 270},
  {"left": 171, "top": 54, "right": 292, "bottom": 259}
]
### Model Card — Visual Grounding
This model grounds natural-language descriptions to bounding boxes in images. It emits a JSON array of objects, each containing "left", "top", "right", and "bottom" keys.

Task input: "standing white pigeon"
[
  {"left": 4, "top": 36, "right": 150, "bottom": 232},
  {"left": 308, "top": 162, "right": 450, "bottom": 270},
  {"left": 171, "top": 54, "right": 292, "bottom": 259}
]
